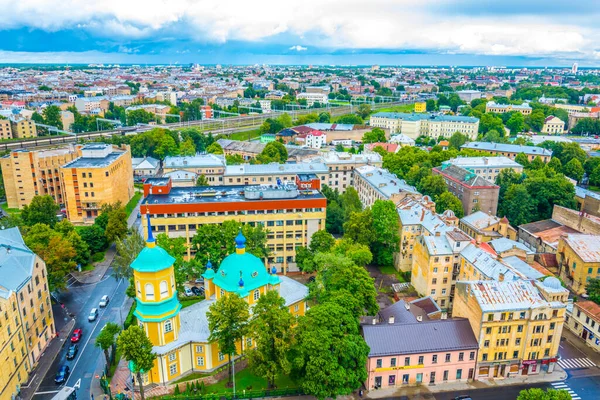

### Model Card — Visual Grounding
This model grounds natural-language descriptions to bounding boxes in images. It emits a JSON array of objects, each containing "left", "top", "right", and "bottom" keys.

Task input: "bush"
[
  {"left": 91, "top": 252, "right": 105, "bottom": 263},
  {"left": 123, "top": 302, "right": 137, "bottom": 329}
]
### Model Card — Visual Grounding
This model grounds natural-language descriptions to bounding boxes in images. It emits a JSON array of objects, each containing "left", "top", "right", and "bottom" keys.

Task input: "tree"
[
  {"left": 590, "top": 165, "right": 600, "bottom": 187},
  {"left": 95, "top": 322, "right": 121, "bottom": 374},
  {"left": 563, "top": 158, "right": 585, "bottom": 182},
  {"left": 371, "top": 200, "right": 399, "bottom": 266},
  {"left": 79, "top": 225, "right": 108, "bottom": 254},
  {"left": 515, "top": 153, "right": 530, "bottom": 167},
  {"left": 24, "top": 224, "right": 76, "bottom": 291},
  {"left": 418, "top": 175, "right": 447, "bottom": 200},
  {"left": 506, "top": 112, "right": 525, "bottom": 135},
  {"left": 309, "top": 230, "right": 335, "bottom": 254},
  {"left": 291, "top": 301, "right": 369, "bottom": 399},
  {"left": 117, "top": 326, "right": 157, "bottom": 400},
  {"left": 435, "top": 192, "right": 464, "bottom": 217},
  {"left": 343, "top": 209, "right": 375, "bottom": 246},
  {"left": 517, "top": 388, "right": 571, "bottom": 400},
  {"left": 499, "top": 184, "right": 535, "bottom": 226},
  {"left": 335, "top": 114, "right": 363, "bottom": 125},
  {"left": 362, "top": 128, "right": 386, "bottom": 144},
  {"left": 527, "top": 109, "right": 546, "bottom": 132},
  {"left": 318, "top": 112, "right": 331, "bottom": 123},
  {"left": 196, "top": 174, "right": 209, "bottom": 186},
  {"left": 66, "top": 231, "right": 91, "bottom": 266},
  {"left": 179, "top": 137, "right": 196, "bottom": 156},
  {"left": 325, "top": 201, "right": 344, "bottom": 234},
  {"left": 426, "top": 99, "right": 436, "bottom": 111},
  {"left": 127, "top": 109, "right": 157, "bottom": 126},
  {"left": 448, "top": 132, "right": 468, "bottom": 150},
  {"left": 584, "top": 157, "right": 600, "bottom": 176},
  {"left": 356, "top": 104, "right": 372, "bottom": 119},
  {"left": 332, "top": 239, "right": 373, "bottom": 267},
  {"left": 207, "top": 294, "right": 250, "bottom": 383},
  {"left": 339, "top": 187, "right": 362, "bottom": 221},
  {"left": 105, "top": 206, "right": 128, "bottom": 243},
  {"left": 547, "top": 157, "right": 563, "bottom": 172},
  {"left": 529, "top": 156, "right": 545, "bottom": 170},
  {"left": 479, "top": 113, "right": 505, "bottom": 134},
  {"left": 248, "top": 290, "right": 293, "bottom": 388},
  {"left": 206, "top": 142, "right": 224, "bottom": 154},
  {"left": 42, "top": 105, "right": 63, "bottom": 130},
  {"left": 295, "top": 246, "right": 317, "bottom": 273},
  {"left": 225, "top": 154, "right": 244, "bottom": 165},
  {"left": 257, "top": 141, "right": 288, "bottom": 164},
  {"left": 21, "top": 195, "right": 59, "bottom": 227},
  {"left": 586, "top": 278, "right": 600, "bottom": 304},
  {"left": 482, "top": 129, "right": 503, "bottom": 143},
  {"left": 113, "top": 230, "right": 145, "bottom": 280}
]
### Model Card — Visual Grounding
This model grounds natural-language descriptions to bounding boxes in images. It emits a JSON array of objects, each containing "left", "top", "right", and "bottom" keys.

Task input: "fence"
[{"left": 159, "top": 387, "right": 304, "bottom": 400}]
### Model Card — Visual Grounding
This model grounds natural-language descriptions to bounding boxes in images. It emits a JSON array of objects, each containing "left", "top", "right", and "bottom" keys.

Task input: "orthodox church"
[{"left": 131, "top": 216, "right": 308, "bottom": 385}]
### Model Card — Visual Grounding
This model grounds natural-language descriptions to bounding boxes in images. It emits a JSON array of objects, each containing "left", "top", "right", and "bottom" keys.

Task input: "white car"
[
  {"left": 99, "top": 295, "right": 109, "bottom": 307},
  {"left": 88, "top": 308, "right": 98, "bottom": 322},
  {"left": 184, "top": 287, "right": 193, "bottom": 297}
]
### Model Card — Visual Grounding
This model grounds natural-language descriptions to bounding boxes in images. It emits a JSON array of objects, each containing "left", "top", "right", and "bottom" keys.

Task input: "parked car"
[
  {"left": 66, "top": 344, "right": 78, "bottom": 360},
  {"left": 54, "top": 365, "right": 70, "bottom": 384},
  {"left": 70, "top": 328, "right": 82, "bottom": 343},
  {"left": 195, "top": 277, "right": 204, "bottom": 284},
  {"left": 184, "top": 287, "right": 193, "bottom": 297},
  {"left": 453, "top": 396, "right": 472, "bottom": 400},
  {"left": 99, "top": 295, "right": 109, "bottom": 307},
  {"left": 307, "top": 276, "right": 316, "bottom": 283},
  {"left": 88, "top": 308, "right": 98, "bottom": 322},
  {"left": 191, "top": 286, "right": 203, "bottom": 296}
]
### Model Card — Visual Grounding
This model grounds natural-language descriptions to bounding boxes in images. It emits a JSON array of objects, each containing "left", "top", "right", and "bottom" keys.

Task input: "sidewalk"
[
  {"left": 71, "top": 244, "right": 116, "bottom": 284},
  {"left": 562, "top": 327, "right": 600, "bottom": 367},
  {"left": 366, "top": 366, "right": 567, "bottom": 399},
  {"left": 19, "top": 319, "right": 76, "bottom": 399}
]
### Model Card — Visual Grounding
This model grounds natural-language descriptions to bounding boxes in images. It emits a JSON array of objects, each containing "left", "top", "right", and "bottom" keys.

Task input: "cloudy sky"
[{"left": 1, "top": 0, "right": 599, "bottom": 65}]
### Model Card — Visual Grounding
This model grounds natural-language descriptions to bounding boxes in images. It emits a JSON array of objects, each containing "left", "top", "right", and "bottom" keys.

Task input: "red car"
[{"left": 70, "top": 328, "right": 82, "bottom": 343}]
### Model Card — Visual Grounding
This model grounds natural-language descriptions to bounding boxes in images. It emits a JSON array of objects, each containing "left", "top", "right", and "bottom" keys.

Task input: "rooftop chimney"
[
  {"left": 417, "top": 315, "right": 423, "bottom": 322},
  {"left": 388, "top": 316, "right": 395, "bottom": 324},
  {"left": 404, "top": 302, "right": 410, "bottom": 311},
  {"left": 371, "top": 318, "right": 377, "bottom": 325}
]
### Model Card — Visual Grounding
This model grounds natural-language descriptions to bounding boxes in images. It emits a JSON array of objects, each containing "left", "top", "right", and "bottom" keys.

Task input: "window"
[
  {"left": 376, "top": 359, "right": 382, "bottom": 368},
  {"left": 445, "top": 353, "right": 451, "bottom": 362},
  {"left": 253, "top": 289, "right": 260, "bottom": 301},
  {"left": 402, "top": 374, "right": 409, "bottom": 384},
  {"left": 246, "top": 338, "right": 252, "bottom": 347},
  {"left": 485, "top": 327, "right": 492, "bottom": 334},
  {"left": 404, "top": 357, "right": 410, "bottom": 366},
  {"left": 169, "top": 364, "right": 177, "bottom": 375},
  {"left": 197, "top": 356, "right": 204, "bottom": 366},
  {"left": 459, "top": 352, "right": 464, "bottom": 361},
  {"left": 196, "top": 345, "right": 204, "bottom": 353},
  {"left": 456, "top": 369, "right": 462, "bottom": 380},
  {"left": 482, "top": 353, "right": 488, "bottom": 361},
  {"left": 443, "top": 370, "right": 449, "bottom": 381},
  {"left": 218, "top": 352, "right": 225, "bottom": 361},
  {"left": 165, "top": 319, "right": 173, "bottom": 333},
  {"left": 484, "top": 340, "right": 490, "bottom": 347},
  {"left": 390, "top": 358, "right": 396, "bottom": 367},
  {"left": 168, "top": 353, "right": 176, "bottom": 362},
  {"left": 516, "top": 338, "right": 521, "bottom": 345},
  {"left": 159, "top": 281, "right": 168, "bottom": 298},
  {"left": 418, "top": 356, "right": 424, "bottom": 365},
  {"left": 145, "top": 283, "right": 155, "bottom": 300},
  {"left": 517, "top": 325, "right": 524, "bottom": 333},
  {"left": 513, "top": 351, "right": 519, "bottom": 359},
  {"left": 432, "top": 355, "right": 438, "bottom": 364}
]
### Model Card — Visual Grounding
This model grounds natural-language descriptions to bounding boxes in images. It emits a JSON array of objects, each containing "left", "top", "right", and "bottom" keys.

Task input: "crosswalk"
[
  {"left": 551, "top": 381, "right": 581, "bottom": 400},
  {"left": 557, "top": 357, "right": 597, "bottom": 370}
]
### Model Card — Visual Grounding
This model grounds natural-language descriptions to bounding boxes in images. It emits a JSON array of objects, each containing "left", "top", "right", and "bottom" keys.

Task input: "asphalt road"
[{"left": 33, "top": 270, "right": 128, "bottom": 400}]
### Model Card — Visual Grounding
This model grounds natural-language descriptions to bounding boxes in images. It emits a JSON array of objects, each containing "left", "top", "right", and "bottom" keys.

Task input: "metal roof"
[
  {"left": 355, "top": 165, "right": 418, "bottom": 199},
  {"left": 562, "top": 234, "right": 600, "bottom": 263},
  {"left": 164, "top": 154, "right": 225, "bottom": 168},
  {"left": 363, "top": 319, "right": 478, "bottom": 357},
  {"left": 0, "top": 228, "right": 35, "bottom": 298},
  {"left": 224, "top": 162, "right": 328, "bottom": 176},
  {"left": 461, "top": 142, "right": 552, "bottom": 157}
]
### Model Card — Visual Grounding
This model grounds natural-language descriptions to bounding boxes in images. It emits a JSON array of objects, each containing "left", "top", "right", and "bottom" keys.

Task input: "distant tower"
[{"left": 572, "top": 63, "right": 578, "bottom": 74}]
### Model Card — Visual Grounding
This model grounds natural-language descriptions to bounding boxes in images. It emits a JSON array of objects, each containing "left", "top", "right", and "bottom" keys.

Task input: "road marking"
[
  {"left": 34, "top": 390, "right": 60, "bottom": 395},
  {"left": 74, "top": 378, "right": 81, "bottom": 389},
  {"left": 64, "top": 277, "right": 124, "bottom": 387}
]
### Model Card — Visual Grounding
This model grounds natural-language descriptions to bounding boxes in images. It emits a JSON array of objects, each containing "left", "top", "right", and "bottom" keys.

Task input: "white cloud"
[{"left": 0, "top": 0, "right": 598, "bottom": 60}]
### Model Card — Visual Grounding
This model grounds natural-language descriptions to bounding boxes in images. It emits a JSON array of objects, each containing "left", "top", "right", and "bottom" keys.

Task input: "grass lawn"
[
  {"left": 228, "top": 129, "right": 261, "bottom": 141},
  {"left": 125, "top": 192, "right": 142, "bottom": 217},
  {"left": 203, "top": 368, "right": 296, "bottom": 394},
  {"left": 180, "top": 296, "right": 204, "bottom": 309},
  {"left": 378, "top": 265, "right": 398, "bottom": 275},
  {"left": 375, "top": 104, "right": 415, "bottom": 113},
  {"left": 1, "top": 203, "right": 21, "bottom": 217},
  {"left": 588, "top": 185, "right": 600, "bottom": 192}
]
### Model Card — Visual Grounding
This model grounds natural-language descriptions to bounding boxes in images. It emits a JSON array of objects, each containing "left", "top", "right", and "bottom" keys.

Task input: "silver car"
[
  {"left": 99, "top": 295, "right": 109, "bottom": 307},
  {"left": 88, "top": 308, "right": 98, "bottom": 322}
]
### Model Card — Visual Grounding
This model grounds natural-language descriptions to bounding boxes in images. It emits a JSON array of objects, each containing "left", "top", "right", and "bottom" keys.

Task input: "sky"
[{"left": 1, "top": 0, "right": 599, "bottom": 66}]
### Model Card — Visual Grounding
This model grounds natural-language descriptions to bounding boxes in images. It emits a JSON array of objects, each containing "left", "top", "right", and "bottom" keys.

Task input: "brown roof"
[
  {"left": 576, "top": 300, "right": 600, "bottom": 321},
  {"left": 537, "top": 253, "right": 558, "bottom": 269},
  {"left": 519, "top": 219, "right": 562, "bottom": 234}
]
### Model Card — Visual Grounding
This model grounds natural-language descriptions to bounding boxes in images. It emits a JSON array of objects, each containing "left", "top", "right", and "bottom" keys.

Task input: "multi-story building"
[
  {"left": 217, "top": 139, "right": 319, "bottom": 162},
  {"left": 457, "top": 90, "right": 482, "bottom": 102},
  {"left": 10, "top": 118, "right": 37, "bottom": 138},
  {"left": 300, "top": 130, "right": 326, "bottom": 149},
  {"left": 75, "top": 97, "right": 109, "bottom": 114},
  {"left": 163, "top": 154, "right": 226, "bottom": 185},
  {"left": 140, "top": 178, "right": 326, "bottom": 273},
  {"left": 1, "top": 146, "right": 82, "bottom": 209},
  {"left": 412, "top": 229, "right": 472, "bottom": 310},
  {"left": 565, "top": 300, "right": 600, "bottom": 354},
  {"left": 433, "top": 164, "right": 500, "bottom": 216},
  {"left": 362, "top": 300, "right": 478, "bottom": 389},
  {"left": 542, "top": 116, "right": 565, "bottom": 135},
  {"left": 557, "top": 233, "right": 600, "bottom": 294},
  {"left": 354, "top": 165, "right": 418, "bottom": 208},
  {"left": 223, "top": 163, "right": 328, "bottom": 188},
  {"left": 453, "top": 279, "right": 568, "bottom": 379},
  {"left": 485, "top": 102, "right": 532, "bottom": 115},
  {"left": 0, "top": 118, "right": 13, "bottom": 140},
  {"left": 461, "top": 142, "right": 552, "bottom": 163},
  {"left": 445, "top": 157, "right": 523, "bottom": 182},
  {"left": 459, "top": 211, "right": 516, "bottom": 243},
  {"left": 60, "top": 144, "right": 134, "bottom": 223},
  {"left": 131, "top": 225, "right": 308, "bottom": 385},
  {"left": 414, "top": 102, "right": 427, "bottom": 113},
  {"left": 60, "top": 111, "right": 74, "bottom": 131},
  {"left": 369, "top": 112, "right": 479, "bottom": 139},
  {"left": 296, "top": 92, "right": 328, "bottom": 106},
  {"left": 302, "top": 152, "right": 383, "bottom": 193},
  {"left": 0, "top": 228, "right": 55, "bottom": 400},
  {"left": 126, "top": 104, "right": 170, "bottom": 123}
]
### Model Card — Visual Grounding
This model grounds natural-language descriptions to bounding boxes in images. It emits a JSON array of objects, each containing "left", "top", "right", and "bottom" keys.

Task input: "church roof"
[{"left": 131, "top": 246, "right": 176, "bottom": 273}]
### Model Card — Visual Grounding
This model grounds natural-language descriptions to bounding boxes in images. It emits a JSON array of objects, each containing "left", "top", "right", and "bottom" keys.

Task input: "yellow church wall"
[{"left": 134, "top": 268, "right": 177, "bottom": 303}]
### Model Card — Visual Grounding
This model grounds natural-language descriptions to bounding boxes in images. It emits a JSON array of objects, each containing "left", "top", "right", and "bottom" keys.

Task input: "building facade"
[
  {"left": 557, "top": 234, "right": 600, "bottom": 294},
  {"left": 565, "top": 300, "right": 600, "bottom": 354},
  {"left": 354, "top": 165, "right": 419, "bottom": 208},
  {"left": 0, "top": 228, "right": 55, "bottom": 400},
  {"left": 0, "top": 118, "right": 12, "bottom": 140},
  {"left": 461, "top": 142, "right": 552, "bottom": 163},
  {"left": 485, "top": 102, "right": 532, "bottom": 115},
  {"left": 60, "top": 144, "right": 134, "bottom": 223},
  {"left": 459, "top": 212, "right": 516, "bottom": 243},
  {"left": 453, "top": 279, "right": 568, "bottom": 379},
  {"left": 11, "top": 119, "right": 37, "bottom": 138},
  {"left": 542, "top": 116, "right": 565, "bottom": 135},
  {"left": 369, "top": 112, "right": 479, "bottom": 139},
  {"left": 140, "top": 178, "right": 326, "bottom": 273},
  {"left": 445, "top": 157, "right": 523, "bottom": 182},
  {"left": 163, "top": 154, "right": 226, "bottom": 185},
  {"left": 433, "top": 164, "right": 500, "bottom": 216},
  {"left": 1, "top": 146, "right": 82, "bottom": 209},
  {"left": 132, "top": 226, "right": 308, "bottom": 385}
]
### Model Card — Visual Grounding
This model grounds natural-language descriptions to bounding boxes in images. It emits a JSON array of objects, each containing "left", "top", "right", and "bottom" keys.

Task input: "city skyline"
[{"left": 1, "top": 0, "right": 600, "bottom": 66}]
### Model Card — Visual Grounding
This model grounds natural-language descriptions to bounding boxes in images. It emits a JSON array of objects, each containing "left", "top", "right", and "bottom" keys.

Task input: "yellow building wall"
[
  {"left": 557, "top": 240, "right": 600, "bottom": 294},
  {"left": 0, "top": 294, "right": 30, "bottom": 400},
  {"left": 0, "top": 119, "right": 12, "bottom": 140},
  {"left": 414, "top": 102, "right": 427, "bottom": 113},
  {"left": 12, "top": 120, "right": 37, "bottom": 138}
]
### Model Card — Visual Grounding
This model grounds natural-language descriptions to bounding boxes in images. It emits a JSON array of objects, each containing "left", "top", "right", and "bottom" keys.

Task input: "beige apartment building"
[
  {"left": 60, "top": 144, "right": 134, "bottom": 223},
  {"left": 485, "top": 102, "right": 532, "bottom": 115},
  {"left": 0, "top": 118, "right": 12, "bottom": 140},
  {"left": 303, "top": 152, "right": 383, "bottom": 193},
  {"left": 163, "top": 154, "right": 226, "bottom": 184},
  {"left": 354, "top": 165, "right": 419, "bottom": 208},
  {"left": 445, "top": 157, "right": 523, "bottom": 182},
  {"left": 1, "top": 146, "right": 82, "bottom": 209},
  {"left": 0, "top": 228, "right": 55, "bottom": 400},
  {"left": 541, "top": 116, "right": 565, "bottom": 135},
  {"left": 11, "top": 119, "right": 37, "bottom": 138},
  {"left": 453, "top": 279, "right": 568, "bottom": 379},
  {"left": 369, "top": 112, "right": 479, "bottom": 139},
  {"left": 565, "top": 300, "right": 600, "bottom": 354}
]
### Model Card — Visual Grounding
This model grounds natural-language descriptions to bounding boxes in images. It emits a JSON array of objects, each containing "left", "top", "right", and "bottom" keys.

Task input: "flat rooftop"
[
  {"left": 143, "top": 184, "right": 325, "bottom": 206},
  {"left": 61, "top": 149, "right": 126, "bottom": 169},
  {"left": 446, "top": 156, "right": 522, "bottom": 169},
  {"left": 355, "top": 165, "right": 418, "bottom": 199},
  {"left": 224, "top": 162, "right": 328, "bottom": 176}
]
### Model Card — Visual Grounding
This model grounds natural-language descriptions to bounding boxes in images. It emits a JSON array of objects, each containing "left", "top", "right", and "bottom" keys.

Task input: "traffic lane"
[
  {"left": 33, "top": 275, "right": 122, "bottom": 397},
  {"left": 564, "top": 375, "right": 600, "bottom": 400},
  {"left": 433, "top": 382, "right": 551, "bottom": 400},
  {"left": 559, "top": 335, "right": 589, "bottom": 361}
]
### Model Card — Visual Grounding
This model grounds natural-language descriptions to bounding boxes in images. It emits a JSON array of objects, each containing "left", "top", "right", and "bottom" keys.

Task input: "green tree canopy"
[
  {"left": 95, "top": 322, "right": 121, "bottom": 374},
  {"left": 563, "top": 158, "right": 585, "bottom": 183},
  {"left": 309, "top": 230, "right": 335, "bottom": 254},
  {"left": 257, "top": 141, "right": 288, "bottom": 163},
  {"left": 206, "top": 142, "right": 224, "bottom": 155},
  {"left": 117, "top": 326, "right": 157, "bottom": 400},
  {"left": 362, "top": 128, "right": 386, "bottom": 144},
  {"left": 435, "top": 191, "right": 464, "bottom": 217},
  {"left": 371, "top": 200, "right": 399, "bottom": 266},
  {"left": 21, "top": 195, "right": 60, "bottom": 227},
  {"left": 448, "top": 132, "right": 468, "bottom": 150}
]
